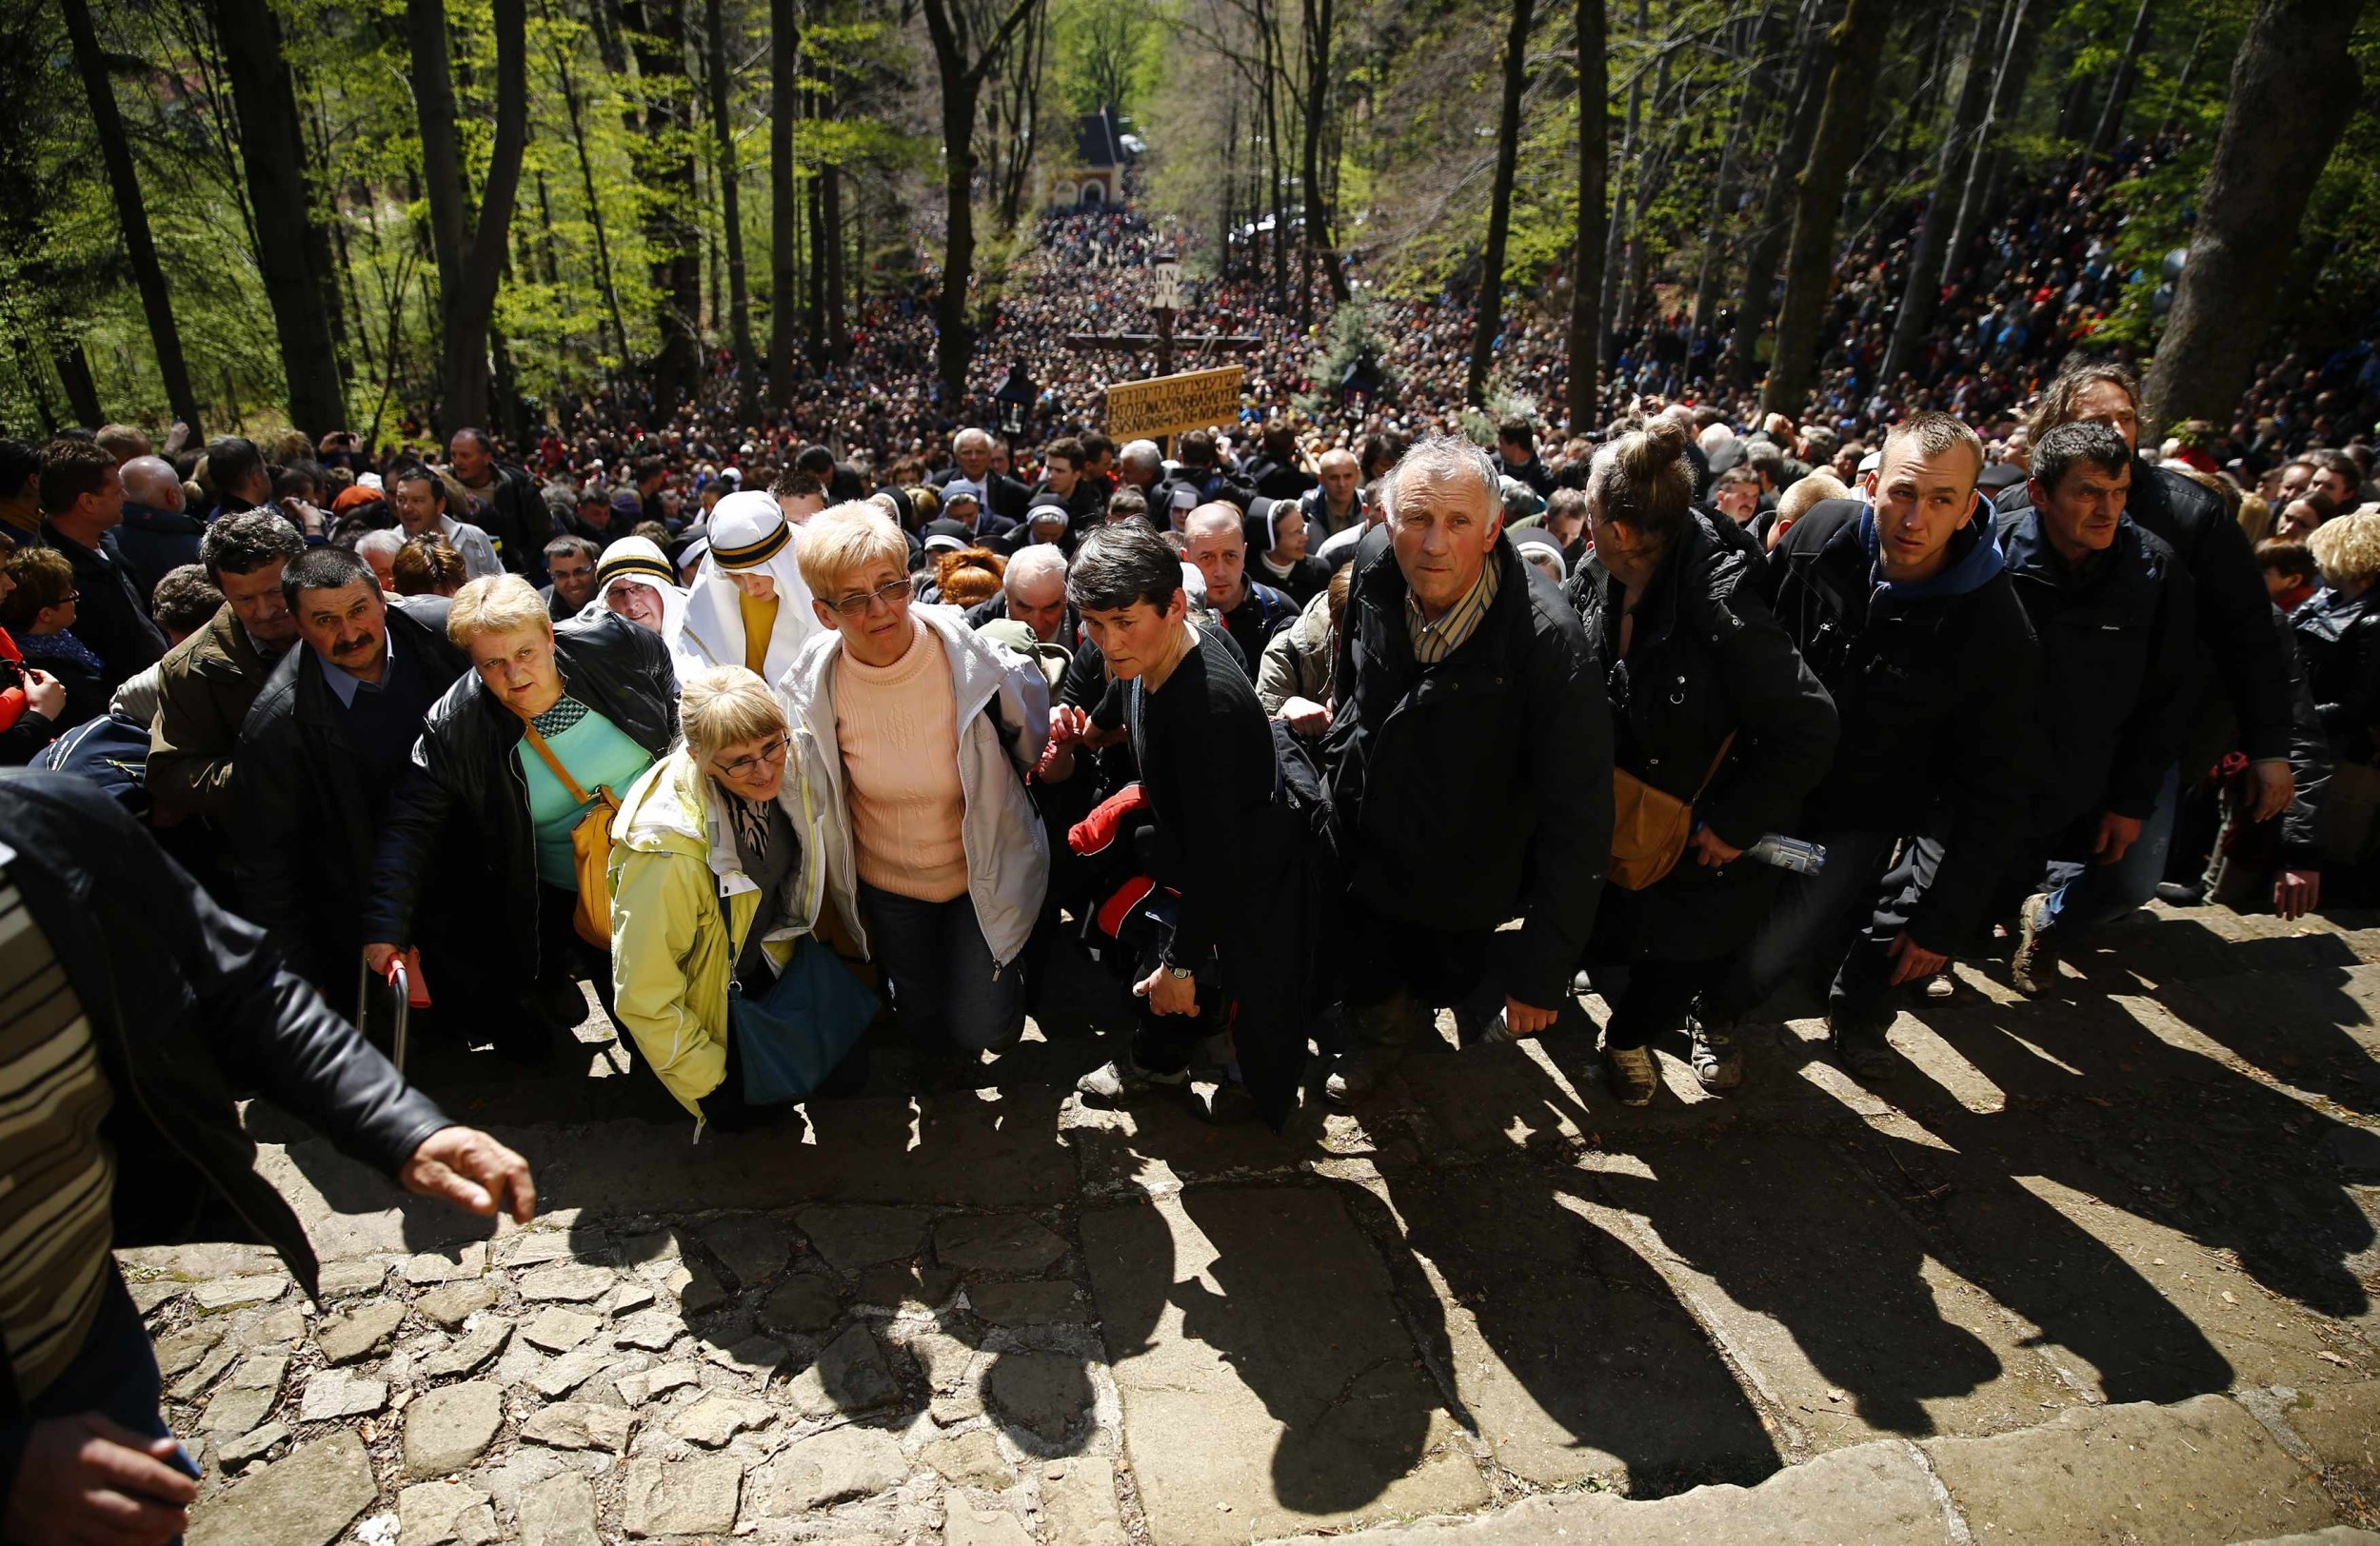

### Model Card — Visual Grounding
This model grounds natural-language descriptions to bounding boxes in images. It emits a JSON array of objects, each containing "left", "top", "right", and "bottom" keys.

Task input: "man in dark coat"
[
  {"left": 233, "top": 548, "right": 472, "bottom": 1006},
  {"left": 448, "top": 427, "right": 556, "bottom": 584},
  {"left": 35, "top": 439, "right": 166, "bottom": 694},
  {"left": 0, "top": 771, "right": 532, "bottom": 1545},
  {"left": 2000, "top": 360, "right": 2295, "bottom": 896},
  {"left": 1699, "top": 413, "right": 2048, "bottom": 1075},
  {"left": 2003, "top": 421, "right": 2197, "bottom": 995},
  {"left": 113, "top": 455, "right": 204, "bottom": 606},
  {"left": 1322, "top": 437, "right": 1613, "bottom": 1100}
]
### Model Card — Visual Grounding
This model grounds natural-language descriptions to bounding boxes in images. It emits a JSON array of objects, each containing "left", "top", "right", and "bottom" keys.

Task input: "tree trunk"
[
  {"left": 918, "top": 0, "right": 1043, "bottom": 406},
  {"left": 768, "top": 0, "right": 797, "bottom": 407},
  {"left": 703, "top": 0, "right": 757, "bottom": 407},
  {"left": 546, "top": 0, "right": 634, "bottom": 372},
  {"left": 806, "top": 144, "right": 827, "bottom": 364},
  {"left": 213, "top": 0, "right": 347, "bottom": 430},
  {"left": 63, "top": 0, "right": 202, "bottom": 430},
  {"left": 1761, "top": 0, "right": 1895, "bottom": 416},
  {"left": 1938, "top": 0, "right": 2038, "bottom": 287},
  {"left": 624, "top": 0, "right": 702, "bottom": 409},
  {"left": 1467, "top": 0, "right": 1536, "bottom": 406},
  {"left": 407, "top": 0, "right": 528, "bottom": 436},
  {"left": 53, "top": 344, "right": 104, "bottom": 427},
  {"left": 1255, "top": 0, "right": 1289, "bottom": 310},
  {"left": 823, "top": 162, "right": 847, "bottom": 360},
  {"left": 1301, "top": 0, "right": 1347, "bottom": 307},
  {"left": 2141, "top": 0, "right": 2367, "bottom": 433},
  {"left": 1688, "top": 58, "right": 1757, "bottom": 369},
  {"left": 1879, "top": 0, "right": 1998, "bottom": 389},
  {"left": 2087, "top": 0, "right": 2153, "bottom": 162},
  {"left": 1566, "top": 0, "right": 1608, "bottom": 429},
  {"left": 1729, "top": 0, "right": 1832, "bottom": 387},
  {"left": 1597, "top": 0, "right": 1646, "bottom": 366}
]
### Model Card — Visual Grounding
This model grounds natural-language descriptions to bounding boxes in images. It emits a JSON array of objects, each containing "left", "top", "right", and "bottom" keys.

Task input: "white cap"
[{"left": 706, "top": 490, "right": 791, "bottom": 572}]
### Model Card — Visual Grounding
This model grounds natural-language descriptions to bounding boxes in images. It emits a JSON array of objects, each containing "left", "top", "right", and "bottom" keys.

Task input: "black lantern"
[{"left": 994, "top": 364, "right": 1040, "bottom": 435}]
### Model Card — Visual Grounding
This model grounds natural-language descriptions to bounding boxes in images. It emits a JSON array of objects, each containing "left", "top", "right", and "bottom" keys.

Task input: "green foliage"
[{"left": 1294, "top": 292, "right": 1399, "bottom": 417}]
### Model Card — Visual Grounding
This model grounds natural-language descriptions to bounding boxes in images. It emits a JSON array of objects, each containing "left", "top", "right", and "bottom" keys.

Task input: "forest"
[{"left": 0, "top": 0, "right": 2372, "bottom": 446}]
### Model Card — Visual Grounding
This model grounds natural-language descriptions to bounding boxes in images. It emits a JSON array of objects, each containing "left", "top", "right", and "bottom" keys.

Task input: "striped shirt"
[
  {"left": 0, "top": 873, "right": 117, "bottom": 1404},
  {"left": 1404, "top": 554, "right": 1503, "bottom": 665}
]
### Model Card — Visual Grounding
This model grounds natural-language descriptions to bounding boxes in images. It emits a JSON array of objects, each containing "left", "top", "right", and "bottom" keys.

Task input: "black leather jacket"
[
  {"left": 364, "top": 611, "right": 677, "bottom": 985},
  {"left": 0, "top": 772, "right": 450, "bottom": 1332},
  {"left": 2290, "top": 585, "right": 2380, "bottom": 764}
]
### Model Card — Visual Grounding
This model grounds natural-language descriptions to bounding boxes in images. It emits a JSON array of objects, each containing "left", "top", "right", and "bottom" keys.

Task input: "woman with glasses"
[
  {"left": 780, "top": 503, "right": 1051, "bottom": 1084},
  {"left": 577, "top": 534, "right": 696, "bottom": 681},
  {"left": 609, "top": 665, "right": 848, "bottom": 1128},
  {"left": 364, "top": 574, "right": 677, "bottom": 1060}
]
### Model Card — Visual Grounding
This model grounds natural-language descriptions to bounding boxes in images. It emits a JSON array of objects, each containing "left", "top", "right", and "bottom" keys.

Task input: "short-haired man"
[
  {"left": 541, "top": 535, "right": 602, "bottom": 621},
  {"left": 968, "top": 543, "right": 1074, "bottom": 646},
  {"left": 447, "top": 426, "right": 554, "bottom": 583},
  {"left": 797, "top": 442, "right": 868, "bottom": 505},
  {"left": 1496, "top": 416, "right": 1555, "bottom": 497},
  {"left": 1181, "top": 503, "right": 1297, "bottom": 670},
  {"left": 149, "top": 509, "right": 308, "bottom": 826},
  {"left": 388, "top": 462, "right": 503, "bottom": 580},
  {"left": 1241, "top": 422, "right": 1317, "bottom": 502},
  {"left": 2010, "top": 359, "right": 2293, "bottom": 877},
  {"left": 37, "top": 438, "right": 167, "bottom": 693},
  {"left": 1115, "top": 439, "right": 1163, "bottom": 495},
  {"left": 0, "top": 439, "right": 43, "bottom": 549},
  {"left": 1153, "top": 432, "right": 1256, "bottom": 528},
  {"left": 1036, "top": 436, "right": 1102, "bottom": 530},
  {"left": 115, "top": 454, "right": 202, "bottom": 605},
  {"left": 1696, "top": 412, "right": 2048, "bottom": 1076},
  {"left": 1299, "top": 447, "right": 1365, "bottom": 545},
  {"left": 2308, "top": 448, "right": 2370, "bottom": 515},
  {"left": 769, "top": 467, "right": 831, "bottom": 526},
  {"left": 201, "top": 434, "right": 270, "bottom": 520},
  {"left": 231, "top": 546, "right": 472, "bottom": 1003},
  {"left": 938, "top": 427, "right": 1031, "bottom": 522},
  {"left": 1320, "top": 436, "right": 1613, "bottom": 1098},
  {"left": 1710, "top": 466, "right": 1762, "bottom": 526},
  {"left": 1052, "top": 523, "right": 1303, "bottom": 1121},
  {"left": 1105, "top": 486, "right": 1152, "bottom": 528},
  {"left": 2003, "top": 421, "right": 2196, "bottom": 995}
]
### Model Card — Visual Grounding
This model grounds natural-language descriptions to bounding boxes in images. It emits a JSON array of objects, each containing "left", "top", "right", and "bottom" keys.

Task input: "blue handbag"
[{"left": 722, "top": 902, "right": 879, "bottom": 1105}]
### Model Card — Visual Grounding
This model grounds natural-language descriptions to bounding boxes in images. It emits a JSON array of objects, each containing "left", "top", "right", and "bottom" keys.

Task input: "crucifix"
[{"left": 1064, "top": 258, "right": 1265, "bottom": 378}]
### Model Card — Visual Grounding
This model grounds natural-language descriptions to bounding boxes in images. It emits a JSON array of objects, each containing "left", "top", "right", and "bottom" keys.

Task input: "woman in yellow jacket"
[{"left": 606, "top": 665, "right": 850, "bottom": 1133}]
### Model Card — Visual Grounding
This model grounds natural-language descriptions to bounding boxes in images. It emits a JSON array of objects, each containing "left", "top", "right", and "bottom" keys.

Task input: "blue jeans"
[
  {"left": 0, "top": 1267, "right": 195, "bottom": 1543},
  {"left": 2038, "top": 765, "right": 2181, "bottom": 940},
  {"left": 1701, "top": 829, "right": 1901, "bottom": 1026},
  {"left": 857, "top": 882, "right": 1027, "bottom": 1054}
]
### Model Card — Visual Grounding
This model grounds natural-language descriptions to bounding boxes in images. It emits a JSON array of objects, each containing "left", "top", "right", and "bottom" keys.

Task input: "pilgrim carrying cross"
[{"left": 1064, "top": 258, "right": 1264, "bottom": 376}]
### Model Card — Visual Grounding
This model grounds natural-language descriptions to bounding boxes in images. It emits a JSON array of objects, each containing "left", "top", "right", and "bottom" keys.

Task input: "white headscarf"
[
  {"left": 578, "top": 535, "right": 695, "bottom": 678},
  {"left": 678, "top": 490, "right": 823, "bottom": 684}
]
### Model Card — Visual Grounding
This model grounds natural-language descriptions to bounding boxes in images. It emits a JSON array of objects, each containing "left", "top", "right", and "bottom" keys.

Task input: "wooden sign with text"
[{"left": 1102, "top": 365, "right": 1245, "bottom": 440}]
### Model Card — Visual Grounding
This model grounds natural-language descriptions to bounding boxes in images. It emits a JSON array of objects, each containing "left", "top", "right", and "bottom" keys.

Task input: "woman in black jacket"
[
  {"left": 364, "top": 575, "right": 678, "bottom": 1059},
  {"left": 1565, "top": 420, "right": 1836, "bottom": 1105},
  {"left": 2294, "top": 511, "right": 2380, "bottom": 765}
]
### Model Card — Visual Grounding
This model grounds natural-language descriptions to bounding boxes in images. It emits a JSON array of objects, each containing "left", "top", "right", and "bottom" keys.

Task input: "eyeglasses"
[
  {"left": 714, "top": 733, "right": 790, "bottom": 778},
  {"left": 827, "top": 579, "right": 914, "bottom": 618}
]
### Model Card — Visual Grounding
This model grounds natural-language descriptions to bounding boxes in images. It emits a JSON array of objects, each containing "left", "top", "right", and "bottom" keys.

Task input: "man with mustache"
[{"left": 230, "top": 547, "right": 476, "bottom": 1017}]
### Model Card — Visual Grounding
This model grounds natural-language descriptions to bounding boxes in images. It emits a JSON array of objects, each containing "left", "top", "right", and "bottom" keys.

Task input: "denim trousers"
[
  {"left": 856, "top": 882, "right": 1026, "bottom": 1054},
  {"left": 2039, "top": 765, "right": 2182, "bottom": 939}
]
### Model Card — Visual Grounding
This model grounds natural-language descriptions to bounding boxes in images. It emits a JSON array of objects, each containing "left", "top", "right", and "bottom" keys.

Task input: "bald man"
[
  {"left": 1299, "top": 447, "right": 1366, "bottom": 545},
  {"left": 116, "top": 454, "right": 205, "bottom": 605}
]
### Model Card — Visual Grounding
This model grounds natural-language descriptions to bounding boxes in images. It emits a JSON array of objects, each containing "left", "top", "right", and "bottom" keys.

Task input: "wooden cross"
[{"left": 1064, "top": 259, "right": 1265, "bottom": 377}]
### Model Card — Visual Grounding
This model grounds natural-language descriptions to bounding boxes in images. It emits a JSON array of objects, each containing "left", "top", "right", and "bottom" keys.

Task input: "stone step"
[{"left": 1282, "top": 1394, "right": 2375, "bottom": 1546}]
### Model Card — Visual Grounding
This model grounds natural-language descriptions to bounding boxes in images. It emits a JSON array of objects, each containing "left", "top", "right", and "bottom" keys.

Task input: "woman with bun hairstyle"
[{"left": 1564, "top": 417, "right": 1836, "bottom": 1105}]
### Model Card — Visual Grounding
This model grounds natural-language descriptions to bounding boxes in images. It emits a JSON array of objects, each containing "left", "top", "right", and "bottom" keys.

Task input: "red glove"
[{"left": 1068, "top": 782, "right": 1151, "bottom": 857}]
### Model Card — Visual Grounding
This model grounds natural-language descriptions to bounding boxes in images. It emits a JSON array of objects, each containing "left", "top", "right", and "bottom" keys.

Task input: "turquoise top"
[{"left": 516, "top": 699, "right": 654, "bottom": 890}]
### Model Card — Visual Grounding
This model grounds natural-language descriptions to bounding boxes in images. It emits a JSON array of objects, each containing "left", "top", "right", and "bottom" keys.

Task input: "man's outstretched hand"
[
  {"left": 2, "top": 1412, "right": 196, "bottom": 1546},
  {"left": 402, "top": 1125, "right": 536, "bottom": 1224}
]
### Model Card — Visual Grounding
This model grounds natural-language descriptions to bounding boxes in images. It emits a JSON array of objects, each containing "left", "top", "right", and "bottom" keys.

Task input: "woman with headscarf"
[
  {"left": 1249, "top": 497, "right": 1331, "bottom": 605},
  {"left": 581, "top": 534, "right": 697, "bottom": 681},
  {"left": 677, "top": 490, "right": 823, "bottom": 684}
]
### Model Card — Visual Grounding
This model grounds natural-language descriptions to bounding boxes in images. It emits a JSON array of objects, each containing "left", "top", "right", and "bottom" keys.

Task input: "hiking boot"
[
  {"left": 2154, "top": 880, "right": 2205, "bottom": 907},
  {"left": 1074, "top": 1057, "right": 1187, "bottom": 1107},
  {"left": 1687, "top": 1014, "right": 1742, "bottom": 1091},
  {"left": 1923, "top": 970, "right": 1956, "bottom": 1002},
  {"left": 1451, "top": 999, "right": 1509, "bottom": 1047},
  {"left": 1603, "top": 1044, "right": 1657, "bottom": 1107},
  {"left": 1571, "top": 968, "right": 1595, "bottom": 998},
  {"left": 1828, "top": 1017, "right": 1894, "bottom": 1080},
  {"left": 2009, "top": 892, "right": 2058, "bottom": 997}
]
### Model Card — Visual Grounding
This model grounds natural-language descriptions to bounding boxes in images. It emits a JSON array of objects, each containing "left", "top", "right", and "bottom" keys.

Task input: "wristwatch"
[{"left": 1164, "top": 963, "right": 1195, "bottom": 981}]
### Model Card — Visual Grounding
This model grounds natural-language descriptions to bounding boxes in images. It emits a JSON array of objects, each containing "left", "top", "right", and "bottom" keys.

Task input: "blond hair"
[
  {"left": 446, "top": 572, "right": 551, "bottom": 644},
  {"left": 2307, "top": 510, "right": 2380, "bottom": 588},
  {"left": 796, "top": 502, "right": 911, "bottom": 601},
  {"left": 680, "top": 666, "right": 787, "bottom": 765},
  {"left": 1777, "top": 471, "right": 1850, "bottom": 524}
]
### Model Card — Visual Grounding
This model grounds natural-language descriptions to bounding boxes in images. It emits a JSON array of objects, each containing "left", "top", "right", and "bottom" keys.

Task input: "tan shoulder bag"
[
  {"left": 521, "top": 723, "right": 624, "bottom": 947},
  {"left": 1607, "top": 732, "right": 1736, "bottom": 891}
]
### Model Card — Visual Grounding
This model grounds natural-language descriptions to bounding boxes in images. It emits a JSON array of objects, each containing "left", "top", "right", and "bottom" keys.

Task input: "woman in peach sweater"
[{"left": 779, "top": 504, "right": 1052, "bottom": 1080}]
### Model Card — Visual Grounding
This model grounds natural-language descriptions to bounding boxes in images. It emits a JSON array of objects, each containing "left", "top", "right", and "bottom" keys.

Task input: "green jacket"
[{"left": 606, "top": 745, "right": 828, "bottom": 1128}]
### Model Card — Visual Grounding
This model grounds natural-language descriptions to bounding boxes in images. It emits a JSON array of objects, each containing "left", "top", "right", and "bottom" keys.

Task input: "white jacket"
[{"left": 777, "top": 603, "right": 1051, "bottom": 967}]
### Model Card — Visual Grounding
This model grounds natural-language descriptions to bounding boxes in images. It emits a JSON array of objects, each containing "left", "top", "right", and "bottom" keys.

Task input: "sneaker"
[
  {"left": 1828, "top": 1017, "right": 1894, "bottom": 1079},
  {"left": 1923, "top": 970, "right": 1955, "bottom": 1002},
  {"left": 1571, "top": 968, "right": 1595, "bottom": 998},
  {"left": 2153, "top": 880, "right": 2205, "bottom": 907},
  {"left": 1451, "top": 1001, "right": 1510, "bottom": 1047},
  {"left": 2009, "top": 892, "right": 2058, "bottom": 997},
  {"left": 1604, "top": 1045, "right": 1657, "bottom": 1106},
  {"left": 1074, "top": 1058, "right": 1186, "bottom": 1107},
  {"left": 1687, "top": 1015, "right": 1742, "bottom": 1091}
]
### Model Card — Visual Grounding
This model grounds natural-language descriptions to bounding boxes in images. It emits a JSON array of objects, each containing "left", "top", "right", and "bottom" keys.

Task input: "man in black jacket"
[
  {"left": 36, "top": 438, "right": 167, "bottom": 694},
  {"left": 0, "top": 771, "right": 532, "bottom": 1546},
  {"left": 2003, "top": 360, "right": 2295, "bottom": 896},
  {"left": 1699, "top": 413, "right": 2048, "bottom": 1075},
  {"left": 233, "top": 548, "right": 472, "bottom": 1005},
  {"left": 2004, "top": 421, "right": 2197, "bottom": 995},
  {"left": 1322, "top": 437, "right": 1613, "bottom": 1100},
  {"left": 448, "top": 428, "right": 555, "bottom": 583}
]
